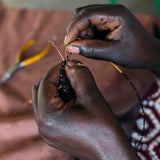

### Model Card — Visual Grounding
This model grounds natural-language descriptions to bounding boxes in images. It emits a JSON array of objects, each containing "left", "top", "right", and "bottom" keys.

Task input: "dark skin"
[
  {"left": 32, "top": 62, "right": 140, "bottom": 160},
  {"left": 65, "top": 4, "right": 160, "bottom": 77},
  {"left": 32, "top": 4, "right": 160, "bottom": 160}
]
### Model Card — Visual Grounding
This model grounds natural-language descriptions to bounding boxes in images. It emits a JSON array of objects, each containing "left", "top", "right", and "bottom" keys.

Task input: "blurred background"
[{"left": 0, "top": 0, "right": 160, "bottom": 16}]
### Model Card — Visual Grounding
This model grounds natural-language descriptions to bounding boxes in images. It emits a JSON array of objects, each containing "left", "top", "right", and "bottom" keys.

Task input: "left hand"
[{"left": 65, "top": 4, "right": 160, "bottom": 75}]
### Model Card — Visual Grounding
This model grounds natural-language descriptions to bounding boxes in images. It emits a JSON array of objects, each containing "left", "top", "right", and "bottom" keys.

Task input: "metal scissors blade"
[{"left": 0, "top": 63, "right": 24, "bottom": 85}]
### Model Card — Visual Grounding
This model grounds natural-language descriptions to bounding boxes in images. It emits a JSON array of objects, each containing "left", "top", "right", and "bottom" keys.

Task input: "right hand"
[
  {"left": 32, "top": 61, "right": 140, "bottom": 160},
  {"left": 65, "top": 4, "right": 159, "bottom": 70}
]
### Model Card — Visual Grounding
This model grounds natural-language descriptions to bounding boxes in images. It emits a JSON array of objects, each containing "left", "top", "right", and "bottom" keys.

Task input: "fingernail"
[
  {"left": 67, "top": 61, "right": 77, "bottom": 66},
  {"left": 64, "top": 36, "right": 68, "bottom": 45},
  {"left": 67, "top": 46, "right": 80, "bottom": 54}
]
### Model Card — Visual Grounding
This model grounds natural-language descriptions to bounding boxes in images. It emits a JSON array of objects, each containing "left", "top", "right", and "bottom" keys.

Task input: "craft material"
[{"left": 110, "top": 62, "right": 145, "bottom": 149}]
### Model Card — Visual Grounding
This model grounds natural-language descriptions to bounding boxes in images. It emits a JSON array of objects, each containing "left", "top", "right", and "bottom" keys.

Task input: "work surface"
[{"left": 0, "top": 8, "right": 159, "bottom": 160}]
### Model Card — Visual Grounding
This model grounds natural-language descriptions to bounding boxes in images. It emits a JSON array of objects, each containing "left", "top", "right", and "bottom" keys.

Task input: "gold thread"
[
  {"left": 110, "top": 62, "right": 145, "bottom": 150},
  {"left": 110, "top": 62, "right": 122, "bottom": 73},
  {"left": 77, "top": 63, "right": 85, "bottom": 67}
]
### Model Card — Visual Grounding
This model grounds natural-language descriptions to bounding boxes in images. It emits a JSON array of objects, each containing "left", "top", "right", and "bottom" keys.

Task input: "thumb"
[
  {"left": 65, "top": 61, "right": 101, "bottom": 104},
  {"left": 65, "top": 39, "right": 118, "bottom": 61}
]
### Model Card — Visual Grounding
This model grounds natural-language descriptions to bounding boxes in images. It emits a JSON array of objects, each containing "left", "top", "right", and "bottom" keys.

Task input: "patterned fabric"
[{"left": 131, "top": 79, "right": 160, "bottom": 160}]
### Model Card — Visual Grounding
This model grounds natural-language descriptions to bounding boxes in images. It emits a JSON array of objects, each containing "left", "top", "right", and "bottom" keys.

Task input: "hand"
[
  {"left": 32, "top": 61, "right": 139, "bottom": 160},
  {"left": 65, "top": 5, "right": 160, "bottom": 72}
]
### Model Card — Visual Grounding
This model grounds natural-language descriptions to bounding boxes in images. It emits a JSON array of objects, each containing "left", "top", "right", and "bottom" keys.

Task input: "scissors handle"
[{"left": 0, "top": 63, "right": 24, "bottom": 85}]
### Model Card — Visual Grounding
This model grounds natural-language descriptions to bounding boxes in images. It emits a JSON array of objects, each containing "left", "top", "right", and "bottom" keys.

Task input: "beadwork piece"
[
  {"left": 111, "top": 62, "right": 145, "bottom": 149},
  {"left": 59, "top": 59, "right": 85, "bottom": 103},
  {"left": 59, "top": 60, "right": 74, "bottom": 103}
]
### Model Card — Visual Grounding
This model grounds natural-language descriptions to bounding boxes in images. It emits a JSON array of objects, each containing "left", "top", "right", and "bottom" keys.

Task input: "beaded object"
[
  {"left": 58, "top": 59, "right": 84, "bottom": 103},
  {"left": 58, "top": 60, "right": 74, "bottom": 103},
  {"left": 131, "top": 79, "right": 160, "bottom": 160},
  {"left": 111, "top": 62, "right": 145, "bottom": 149}
]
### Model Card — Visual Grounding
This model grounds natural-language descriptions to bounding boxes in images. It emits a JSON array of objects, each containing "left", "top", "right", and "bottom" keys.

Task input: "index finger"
[{"left": 65, "top": 13, "right": 109, "bottom": 45}]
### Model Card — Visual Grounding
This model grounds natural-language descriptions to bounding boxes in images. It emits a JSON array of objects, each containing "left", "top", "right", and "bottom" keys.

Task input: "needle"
[{"left": 48, "top": 40, "right": 65, "bottom": 61}]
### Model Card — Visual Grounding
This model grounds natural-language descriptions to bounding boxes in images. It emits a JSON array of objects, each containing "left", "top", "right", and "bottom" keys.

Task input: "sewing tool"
[{"left": 0, "top": 40, "right": 52, "bottom": 85}]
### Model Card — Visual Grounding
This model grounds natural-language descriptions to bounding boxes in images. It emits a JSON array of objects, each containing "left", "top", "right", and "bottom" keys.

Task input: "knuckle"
[
  {"left": 68, "top": 65, "right": 89, "bottom": 82},
  {"left": 38, "top": 123, "right": 47, "bottom": 138},
  {"left": 76, "top": 66, "right": 91, "bottom": 78},
  {"left": 38, "top": 115, "right": 52, "bottom": 136},
  {"left": 73, "top": 7, "right": 81, "bottom": 16},
  {"left": 80, "top": 46, "right": 95, "bottom": 59},
  {"left": 74, "top": 6, "right": 88, "bottom": 16},
  {"left": 66, "top": 22, "right": 73, "bottom": 33},
  {"left": 38, "top": 122, "right": 52, "bottom": 144},
  {"left": 38, "top": 114, "right": 59, "bottom": 144},
  {"left": 78, "top": 8, "right": 88, "bottom": 17},
  {"left": 47, "top": 97, "right": 64, "bottom": 110},
  {"left": 38, "top": 120, "right": 48, "bottom": 138},
  {"left": 32, "top": 81, "right": 40, "bottom": 91},
  {"left": 32, "top": 85, "right": 37, "bottom": 92}
]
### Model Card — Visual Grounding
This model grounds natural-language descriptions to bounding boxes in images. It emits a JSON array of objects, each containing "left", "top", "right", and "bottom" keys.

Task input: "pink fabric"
[{"left": 0, "top": 8, "right": 159, "bottom": 160}]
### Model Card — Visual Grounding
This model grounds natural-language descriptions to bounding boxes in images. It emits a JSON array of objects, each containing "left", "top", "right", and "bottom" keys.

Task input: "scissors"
[{"left": 0, "top": 40, "right": 52, "bottom": 85}]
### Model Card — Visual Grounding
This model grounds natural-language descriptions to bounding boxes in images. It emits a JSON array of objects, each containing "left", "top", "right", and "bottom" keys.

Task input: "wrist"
[
  {"left": 92, "top": 126, "right": 140, "bottom": 160},
  {"left": 144, "top": 37, "right": 160, "bottom": 77},
  {"left": 87, "top": 110, "right": 140, "bottom": 160}
]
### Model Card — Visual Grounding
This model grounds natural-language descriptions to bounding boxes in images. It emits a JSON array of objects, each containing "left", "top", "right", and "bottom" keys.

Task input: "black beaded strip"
[
  {"left": 110, "top": 62, "right": 145, "bottom": 150},
  {"left": 58, "top": 59, "right": 84, "bottom": 103},
  {"left": 121, "top": 72, "right": 145, "bottom": 149},
  {"left": 58, "top": 60, "right": 75, "bottom": 103}
]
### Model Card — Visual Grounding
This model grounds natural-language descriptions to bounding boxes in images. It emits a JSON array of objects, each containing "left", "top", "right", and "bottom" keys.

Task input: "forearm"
[
  {"left": 88, "top": 99, "right": 140, "bottom": 160},
  {"left": 94, "top": 114, "right": 140, "bottom": 160},
  {"left": 145, "top": 37, "right": 160, "bottom": 77}
]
